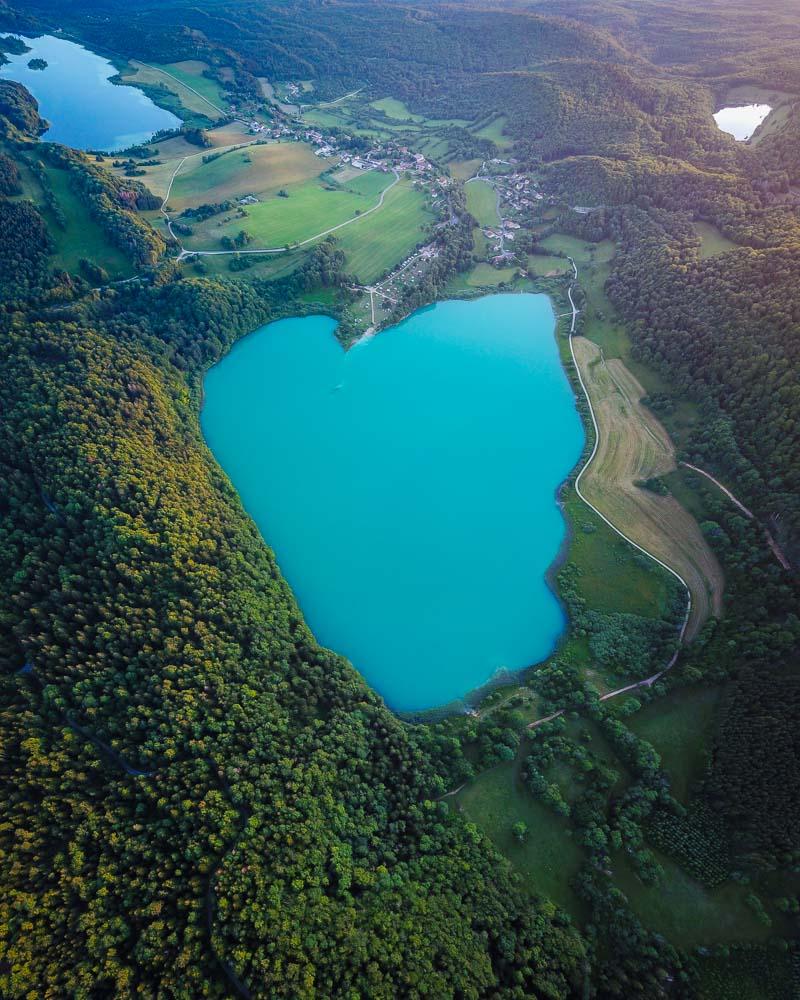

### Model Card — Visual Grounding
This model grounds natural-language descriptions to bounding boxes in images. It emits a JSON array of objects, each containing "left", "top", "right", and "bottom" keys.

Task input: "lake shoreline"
[{"left": 202, "top": 292, "right": 585, "bottom": 716}]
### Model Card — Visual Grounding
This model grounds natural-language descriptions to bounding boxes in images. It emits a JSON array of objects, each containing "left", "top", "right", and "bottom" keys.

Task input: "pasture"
[
  {"left": 185, "top": 168, "right": 398, "bottom": 252},
  {"left": 455, "top": 761, "right": 587, "bottom": 919},
  {"left": 121, "top": 60, "right": 225, "bottom": 121},
  {"left": 169, "top": 141, "right": 325, "bottom": 210},
  {"left": 333, "top": 181, "right": 434, "bottom": 283},
  {"left": 693, "top": 221, "right": 737, "bottom": 258},
  {"left": 627, "top": 686, "right": 723, "bottom": 802},
  {"left": 472, "top": 113, "right": 513, "bottom": 149},
  {"left": 465, "top": 179, "right": 498, "bottom": 226}
]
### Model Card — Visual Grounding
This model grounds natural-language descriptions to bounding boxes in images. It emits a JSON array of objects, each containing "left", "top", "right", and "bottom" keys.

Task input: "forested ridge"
[{"left": 1, "top": 0, "right": 800, "bottom": 996}]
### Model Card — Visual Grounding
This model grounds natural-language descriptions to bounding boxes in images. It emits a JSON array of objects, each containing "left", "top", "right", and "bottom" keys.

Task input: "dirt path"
[{"left": 680, "top": 461, "right": 791, "bottom": 570}]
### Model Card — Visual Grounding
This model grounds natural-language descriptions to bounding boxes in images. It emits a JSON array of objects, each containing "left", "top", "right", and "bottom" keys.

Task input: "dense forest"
[{"left": 0, "top": 0, "right": 799, "bottom": 996}]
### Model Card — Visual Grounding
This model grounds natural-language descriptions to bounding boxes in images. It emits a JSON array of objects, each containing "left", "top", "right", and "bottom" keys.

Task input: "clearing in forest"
[{"left": 571, "top": 335, "right": 724, "bottom": 639}]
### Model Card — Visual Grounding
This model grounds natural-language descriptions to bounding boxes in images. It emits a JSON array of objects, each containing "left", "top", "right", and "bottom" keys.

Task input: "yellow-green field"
[
  {"left": 572, "top": 335, "right": 724, "bottom": 638},
  {"left": 169, "top": 142, "right": 326, "bottom": 210},
  {"left": 465, "top": 179, "right": 498, "bottom": 226},
  {"left": 121, "top": 60, "right": 226, "bottom": 121},
  {"left": 184, "top": 168, "right": 394, "bottom": 251},
  {"left": 471, "top": 114, "right": 513, "bottom": 149},
  {"left": 334, "top": 182, "right": 434, "bottom": 283},
  {"left": 693, "top": 221, "right": 737, "bottom": 258}
]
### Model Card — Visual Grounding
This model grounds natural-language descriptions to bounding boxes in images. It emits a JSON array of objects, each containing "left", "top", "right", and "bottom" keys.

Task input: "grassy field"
[
  {"left": 527, "top": 254, "right": 570, "bottom": 277},
  {"left": 169, "top": 142, "right": 326, "bottom": 210},
  {"left": 466, "top": 263, "right": 518, "bottom": 286},
  {"left": 450, "top": 159, "right": 481, "bottom": 182},
  {"left": 455, "top": 762, "right": 587, "bottom": 919},
  {"left": 472, "top": 113, "right": 513, "bottom": 149},
  {"left": 627, "top": 686, "right": 723, "bottom": 801},
  {"left": 614, "top": 849, "right": 771, "bottom": 947},
  {"left": 121, "top": 60, "right": 224, "bottom": 121},
  {"left": 44, "top": 167, "right": 132, "bottom": 279},
  {"left": 561, "top": 488, "right": 675, "bottom": 619},
  {"left": 14, "top": 156, "right": 133, "bottom": 280},
  {"left": 334, "top": 181, "right": 434, "bottom": 283},
  {"left": 370, "top": 97, "right": 426, "bottom": 122},
  {"left": 693, "top": 221, "right": 738, "bottom": 258},
  {"left": 185, "top": 170, "right": 393, "bottom": 251},
  {"left": 572, "top": 335, "right": 724, "bottom": 638},
  {"left": 154, "top": 61, "right": 227, "bottom": 107},
  {"left": 465, "top": 179, "right": 498, "bottom": 226}
]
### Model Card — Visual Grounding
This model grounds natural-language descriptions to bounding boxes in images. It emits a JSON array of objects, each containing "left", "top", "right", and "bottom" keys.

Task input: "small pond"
[{"left": 713, "top": 104, "right": 771, "bottom": 141}]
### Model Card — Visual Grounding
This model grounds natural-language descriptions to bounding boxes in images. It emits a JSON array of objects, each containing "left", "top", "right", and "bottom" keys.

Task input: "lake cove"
[
  {"left": 202, "top": 294, "right": 585, "bottom": 712},
  {"left": 713, "top": 103, "right": 772, "bottom": 141},
  {"left": 0, "top": 34, "right": 181, "bottom": 150}
]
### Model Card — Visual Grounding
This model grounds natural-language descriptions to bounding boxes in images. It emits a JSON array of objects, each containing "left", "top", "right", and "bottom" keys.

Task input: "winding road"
[{"left": 523, "top": 257, "right": 693, "bottom": 729}]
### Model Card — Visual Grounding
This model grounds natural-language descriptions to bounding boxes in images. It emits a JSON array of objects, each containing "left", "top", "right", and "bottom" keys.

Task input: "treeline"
[{"left": 39, "top": 144, "right": 165, "bottom": 266}]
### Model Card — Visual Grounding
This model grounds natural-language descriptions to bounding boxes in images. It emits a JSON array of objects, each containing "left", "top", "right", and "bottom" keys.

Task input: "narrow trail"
[
  {"left": 306, "top": 87, "right": 364, "bottom": 109},
  {"left": 680, "top": 461, "right": 791, "bottom": 570}
]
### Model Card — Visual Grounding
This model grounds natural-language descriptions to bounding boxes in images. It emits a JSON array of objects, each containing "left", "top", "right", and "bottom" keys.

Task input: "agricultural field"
[
  {"left": 184, "top": 167, "right": 396, "bottom": 252},
  {"left": 370, "top": 97, "right": 426, "bottom": 122},
  {"left": 120, "top": 59, "right": 225, "bottom": 122},
  {"left": 527, "top": 254, "right": 570, "bottom": 276},
  {"left": 571, "top": 334, "right": 725, "bottom": 638},
  {"left": 449, "top": 158, "right": 482, "bottom": 181},
  {"left": 334, "top": 181, "right": 434, "bottom": 283},
  {"left": 471, "top": 113, "right": 513, "bottom": 149},
  {"left": 465, "top": 179, "right": 498, "bottom": 226},
  {"left": 168, "top": 141, "right": 325, "bottom": 211}
]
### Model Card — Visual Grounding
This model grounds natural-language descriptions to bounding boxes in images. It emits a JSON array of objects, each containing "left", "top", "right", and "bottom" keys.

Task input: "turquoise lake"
[
  {"left": 0, "top": 34, "right": 181, "bottom": 150},
  {"left": 202, "top": 294, "right": 584, "bottom": 712}
]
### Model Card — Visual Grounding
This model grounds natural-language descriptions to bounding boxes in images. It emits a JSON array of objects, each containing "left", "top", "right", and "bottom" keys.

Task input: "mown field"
[
  {"left": 334, "top": 181, "right": 434, "bottom": 283},
  {"left": 121, "top": 59, "right": 225, "bottom": 121},
  {"left": 572, "top": 334, "right": 724, "bottom": 638},
  {"left": 169, "top": 141, "right": 325, "bottom": 210}
]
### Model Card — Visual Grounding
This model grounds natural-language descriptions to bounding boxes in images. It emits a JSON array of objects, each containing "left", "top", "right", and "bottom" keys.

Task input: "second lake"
[
  {"left": 202, "top": 294, "right": 585, "bottom": 712},
  {"left": 0, "top": 33, "right": 181, "bottom": 150}
]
